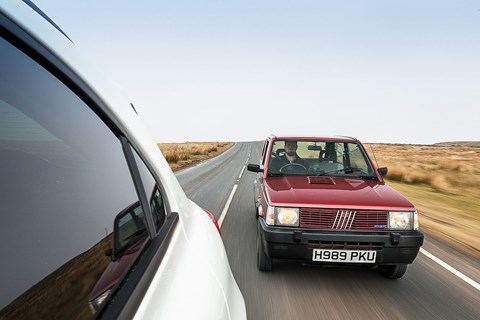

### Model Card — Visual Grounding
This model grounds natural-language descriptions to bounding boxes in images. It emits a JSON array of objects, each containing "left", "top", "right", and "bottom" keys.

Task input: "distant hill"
[{"left": 434, "top": 141, "right": 480, "bottom": 147}]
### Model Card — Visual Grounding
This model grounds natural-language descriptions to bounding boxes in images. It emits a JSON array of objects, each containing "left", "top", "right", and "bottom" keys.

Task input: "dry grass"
[
  {"left": 364, "top": 143, "right": 480, "bottom": 257},
  {"left": 1, "top": 235, "right": 112, "bottom": 319},
  {"left": 158, "top": 142, "right": 234, "bottom": 171},
  {"left": 364, "top": 143, "right": 480, "bottom": 195},
  {"left": 157, "top": 141, "right": 480, "bottom": 257}
]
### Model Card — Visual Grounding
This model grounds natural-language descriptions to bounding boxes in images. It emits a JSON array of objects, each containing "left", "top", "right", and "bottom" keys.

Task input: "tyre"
[
  {"left": 253, "top": 183, "right": 259, "bottom": 218},
  {"left": 257, "top": 221, "right": 273, "bottom": 271},
  {"left": 378, "top": 264, "right": 408, "bottom": 279}
]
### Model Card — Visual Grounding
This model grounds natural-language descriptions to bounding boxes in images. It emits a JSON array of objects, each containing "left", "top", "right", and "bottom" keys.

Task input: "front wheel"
[
  {"left": 378, "top": 264, "right": 408, "bottom": 279},
  {"left": 257, "top": 221, "right": 272, "bottom": 271}
]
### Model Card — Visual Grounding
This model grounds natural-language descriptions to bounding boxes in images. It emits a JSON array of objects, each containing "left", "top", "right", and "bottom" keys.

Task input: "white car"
[{"left": 0, "top": 1, "right": 246, "bottom": 319}]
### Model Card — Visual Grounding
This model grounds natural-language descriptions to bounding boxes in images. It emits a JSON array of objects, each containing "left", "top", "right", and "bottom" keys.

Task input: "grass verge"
[
  {"left": 364, "top": 143, "right": 480, "bottom": 258},
  {"left": 386, "top": 180, "right": 480, "bottom": 258},
  {"left": 158, "top": 142, "right": 234, "bottom": 171}
]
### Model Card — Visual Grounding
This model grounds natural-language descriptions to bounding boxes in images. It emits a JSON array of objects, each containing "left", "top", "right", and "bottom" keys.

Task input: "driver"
[{"left": 270, "top": 140, "right": 309, "bottom": 173}]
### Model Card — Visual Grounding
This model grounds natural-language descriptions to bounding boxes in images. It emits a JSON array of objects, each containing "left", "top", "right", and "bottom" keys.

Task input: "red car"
[
  {"left": 247, "top": 135, "right": 424, "bottom": 279},
  {"left": 88, "top": 189, "right": 220, "bottom": 313},
  {"left": 88, "top": 201, "right": 148, "bottom": 313}
]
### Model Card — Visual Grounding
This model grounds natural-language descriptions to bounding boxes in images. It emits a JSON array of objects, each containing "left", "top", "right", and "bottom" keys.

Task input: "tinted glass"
[
  {"left": 150, "top": 187, "right": 167, "bottom": 232},
  {"left": 115, "top": 203, "right": 147, "bottom": 253},
  {"left": 132, "top": 148, "right": 166, "bottom": 233},
  {"left": 0, "top": 37, "right": 145, "bottom": 318}
]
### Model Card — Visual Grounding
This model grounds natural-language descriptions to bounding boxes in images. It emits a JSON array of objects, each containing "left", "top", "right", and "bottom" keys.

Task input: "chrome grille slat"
[
  {"left": 300, "top": 208, "right": 388, "bottom": 230},
  {"left": 348, "top": 212, "right": 356, "bottom": 229},
  {"left": 332, "top": 211, "right": 340, "bottom": 229}
]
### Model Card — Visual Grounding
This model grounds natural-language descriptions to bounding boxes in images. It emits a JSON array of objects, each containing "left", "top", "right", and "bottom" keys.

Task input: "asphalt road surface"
[{"left": 177, "top": 142, "right": 480, "bottom": 320}]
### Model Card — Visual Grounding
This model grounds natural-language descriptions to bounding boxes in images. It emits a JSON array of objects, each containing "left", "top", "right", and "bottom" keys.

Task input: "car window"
[
  {"left": 115, "top": 203, "right": 147, "bottom": 252},
  {"left": 270, "top": 141, "right": 319, "bottom": 159},
  {"left": 131, "top": 147, "right": 167, "bottom": 233},
  {"left": 150, "top": 187, "right": 167, "bottom": 231},
  {"left": 345, "top": 143, "right": 374, "bottom": 174},
  {"left": 270, "top": 140, "right": 284, "bottom": 160},
  {"left": 0, "top": 36, "right": 147, "bottom": 319},
  {"left": 268, "top": 140, "right": 374, "bottom": 177}
]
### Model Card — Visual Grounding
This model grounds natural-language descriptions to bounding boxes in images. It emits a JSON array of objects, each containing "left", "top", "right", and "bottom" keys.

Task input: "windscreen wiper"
[
  {"left": 317, "top": 167, "right": 361, "bottom": 176},
  {"left": 358, "top": 175, "right": 378, "bottom": 180}
]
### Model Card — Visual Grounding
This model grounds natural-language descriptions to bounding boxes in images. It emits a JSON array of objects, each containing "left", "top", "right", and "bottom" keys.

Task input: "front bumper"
[{"left": 258, "top": 218, "right": 424, "bottom": 265}]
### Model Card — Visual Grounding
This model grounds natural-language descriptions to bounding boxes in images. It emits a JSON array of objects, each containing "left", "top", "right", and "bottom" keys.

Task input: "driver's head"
[{"left": 284, "top": 141, "right": 298, "bottom": 157}]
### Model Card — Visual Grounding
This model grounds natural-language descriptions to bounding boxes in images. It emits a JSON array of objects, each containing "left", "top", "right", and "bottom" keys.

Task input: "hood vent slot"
[{"left": 308, "top": 176, "right": 335, "bottom": 185}]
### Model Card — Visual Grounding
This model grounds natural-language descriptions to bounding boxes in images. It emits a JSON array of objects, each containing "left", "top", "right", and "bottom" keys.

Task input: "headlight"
[
  {"left": 389, "top": 211, "right": 417, "bottom": 230},
  {"left": 266, "top": 206, "right": 299, "bottom": 226}
]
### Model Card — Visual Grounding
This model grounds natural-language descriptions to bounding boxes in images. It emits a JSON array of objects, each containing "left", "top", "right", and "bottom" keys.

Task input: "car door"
[
  {"left": 253, "top": 139, "right": 271, "bottom": 216},
  {"left": 0, "top": 9, "right": 175, "bottom": 319}
]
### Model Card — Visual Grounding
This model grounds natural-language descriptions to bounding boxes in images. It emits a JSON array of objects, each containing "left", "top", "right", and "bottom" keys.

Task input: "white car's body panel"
[{"left": 0, "top": 1, "right": 245, "bottom": 318}]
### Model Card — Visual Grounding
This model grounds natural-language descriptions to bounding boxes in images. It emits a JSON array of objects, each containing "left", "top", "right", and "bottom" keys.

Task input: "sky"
[{"left": 33, "top": 0, "right": 479, "bottom": 144}]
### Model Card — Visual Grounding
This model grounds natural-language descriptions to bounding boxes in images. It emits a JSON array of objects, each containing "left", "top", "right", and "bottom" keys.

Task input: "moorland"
[{"left": 158, "top": 141, "right": 480, "bottom": 258}]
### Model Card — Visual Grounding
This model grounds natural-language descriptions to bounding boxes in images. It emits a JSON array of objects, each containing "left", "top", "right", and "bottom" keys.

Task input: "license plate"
[{"left": 312, "top": 249, "right": 376, "bottom": 263}]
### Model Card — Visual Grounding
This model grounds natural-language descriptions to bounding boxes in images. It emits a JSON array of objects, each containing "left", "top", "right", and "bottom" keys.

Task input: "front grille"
[{"left": 300, "top": 208, "right": 388, "bottom": 230}]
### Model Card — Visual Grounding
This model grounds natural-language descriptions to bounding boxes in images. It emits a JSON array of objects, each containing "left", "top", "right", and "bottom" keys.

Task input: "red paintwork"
[
  {"left": 88, "top": 234, "right": 147, "bottom": 302},
  {"left": 263, "top": 176, "right": 414, "bottom": 211},
  {"left": 269, "top": 135, "right": 358, "bottom": 142}
]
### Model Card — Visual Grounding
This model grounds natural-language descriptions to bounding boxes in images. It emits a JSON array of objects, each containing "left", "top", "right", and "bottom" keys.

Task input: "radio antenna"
[{"left": 369, "top": 143, "right": 380, "bottom": 168}]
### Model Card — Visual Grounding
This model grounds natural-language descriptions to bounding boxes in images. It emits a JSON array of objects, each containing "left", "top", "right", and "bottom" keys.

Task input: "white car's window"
[
  {"left": 0, "top": 36, "right": 147, "bottom": 318},
  {"left": 131, "top": 147, "right": 167, "bottom": 233}
]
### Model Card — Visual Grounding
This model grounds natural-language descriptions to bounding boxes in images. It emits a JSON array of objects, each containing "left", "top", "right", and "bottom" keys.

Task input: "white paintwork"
[{"left": 0, "top": 1, "right": 246, "bottom": 318}]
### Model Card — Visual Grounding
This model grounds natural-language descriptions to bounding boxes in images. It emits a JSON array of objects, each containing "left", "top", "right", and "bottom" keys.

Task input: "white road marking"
[
  {"left": 218, "top": 184, "right": 238, "bottom": 227},
  {"left": 238, "top": 165, "right": 246, "bottom": 179},
  {"left": 219, "top": 152, "right": 251, "bottom": 227},
  {"left": 420, "top": 248, "right": 480, "bottom": 292}
]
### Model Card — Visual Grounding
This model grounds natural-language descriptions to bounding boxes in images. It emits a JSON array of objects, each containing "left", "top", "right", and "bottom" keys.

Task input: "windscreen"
[{"left": 268, "top": 140, "right": 375, "bottom": 177}]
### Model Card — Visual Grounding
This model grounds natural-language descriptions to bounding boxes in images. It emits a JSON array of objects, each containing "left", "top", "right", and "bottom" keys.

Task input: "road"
[{"left": 177, "top": 142, "right": 480, "bottom": 320}]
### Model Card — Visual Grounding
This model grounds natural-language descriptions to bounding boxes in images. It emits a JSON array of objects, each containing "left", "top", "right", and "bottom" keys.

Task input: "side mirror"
[
  {"left": 378, "top": 167, "right": 388, "bottom": 176},
  {"left": 247, "top": 164, "right": 263, "bottom": 173}
]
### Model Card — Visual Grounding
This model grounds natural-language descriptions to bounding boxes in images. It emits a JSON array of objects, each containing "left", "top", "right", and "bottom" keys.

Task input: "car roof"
[{"left": 268, "top": 134, "right": 360, "bottom": 142}]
